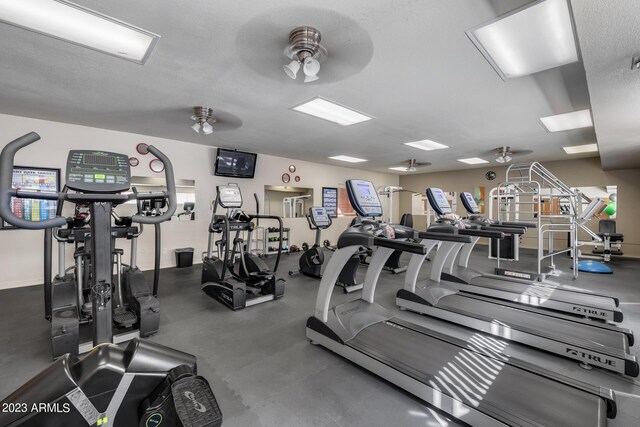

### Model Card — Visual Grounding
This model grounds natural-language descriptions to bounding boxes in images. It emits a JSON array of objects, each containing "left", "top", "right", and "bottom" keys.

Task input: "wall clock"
[
  {"left": 486, "top": 171, "right": 497, "bottom": 181},
  {"left": 289, "top": 164, "right": 296, "bottom": 173},
  {"left": 150, "top": 158, "right": 165, "bottom": 173},
  {"left": 129, "top": 157, "right": 140, "bottom": 167},
  {"left": 282, "top": 173, "right": 291, "bottom": 183}
]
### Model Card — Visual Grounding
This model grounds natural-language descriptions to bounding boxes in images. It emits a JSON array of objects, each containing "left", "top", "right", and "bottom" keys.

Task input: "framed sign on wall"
[{"left": 322, "top": 187, "right": 338, "bottom": 218}]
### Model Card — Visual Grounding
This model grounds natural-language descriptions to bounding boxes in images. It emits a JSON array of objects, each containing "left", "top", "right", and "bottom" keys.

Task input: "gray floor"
[{"left": 1, "top": 247, "right": 640, "bottom": 426}]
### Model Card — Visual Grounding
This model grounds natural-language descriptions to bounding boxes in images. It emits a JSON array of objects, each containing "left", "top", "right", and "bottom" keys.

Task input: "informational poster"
[
  {"left": 322, "top": 187, "right": 338, "bottom": 218},
  {"left": 2, "top": 167, "right": 60, "bottom": 228}
]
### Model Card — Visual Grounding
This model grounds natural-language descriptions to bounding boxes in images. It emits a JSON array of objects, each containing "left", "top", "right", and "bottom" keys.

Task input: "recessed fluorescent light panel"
[
  {"left": 466, "top": 0, "right": 579, "bottom": 80},
  {"left": 388, "top": 167, "right": 409, "bottom": 171},
  {"left": 0, "top": 0, "right": 160, "bottom": 64},
  {"left": 457, "top": 157, "right": 489, "bottom": 165},
  {"left": 403, "top": 139, "right": 449, "bottom": 151},
  {"left": 292, "top": 97, "right": 373, "bottom": 126},
  {"left": 562, "top": 143, "right": 598, "bottom": 154},
  {"left": 540, "top": 109, "right": 593, "bottom": 132},
  {"left": 328, "top": 155, "right": 367, "bottom": 163}
]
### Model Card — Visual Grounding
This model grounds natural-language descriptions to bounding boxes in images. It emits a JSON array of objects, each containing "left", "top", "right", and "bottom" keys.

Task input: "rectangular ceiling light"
[
  {"left": 0, "top": 0, "right": 160, "bottom": 64},
  {"left": 388, "top": 167, "right": 409, "bottom": 171},
  {"left": 540, "top": 109, "right": 593, "bottom": 132},
  {"left": 329, "top": 155, "right": 367, "bottom": 163},
  {"left": 403, "top": 139, "right": 449, "bottom": 151},
  {"left": 562, "top": 143, "right": 598, "bottom": 154},
  {"left": 466, "top": 0, "right": 579, "bottom": 80},
  {"left": 292, "top": 97, "right": 373, "bottom": 126},
  {"left": 457, "top": 157, "right": 489, "bottom": 165}
]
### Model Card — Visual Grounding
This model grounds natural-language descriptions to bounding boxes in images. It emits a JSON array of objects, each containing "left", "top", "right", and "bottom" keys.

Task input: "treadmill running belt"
[
  {"left": 348, "top": 321, "right": 605, "bottom": 427},
  {"left": 469, "top": 276, "right": 616, "bottom": 309}
]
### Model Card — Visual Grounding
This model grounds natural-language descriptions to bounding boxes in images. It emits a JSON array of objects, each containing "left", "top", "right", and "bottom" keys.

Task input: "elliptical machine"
[
  {"left": 42, "top": 187, "right": 164, "bottom": 358},
  {"left": 202, "top": 185, "right": 285, "bottom": 310},
  {"left": 289, "top": 207, "right": 331, "bottom": 278},
  {"left": 0, "top": 133, "right": 222, "bottom": 426}
]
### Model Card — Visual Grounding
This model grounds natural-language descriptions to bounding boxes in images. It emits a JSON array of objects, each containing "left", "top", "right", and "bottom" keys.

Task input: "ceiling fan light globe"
[
  {"left": 202, "top": 122, "right": 214, "bottom": 134},
  {"left": 303, "top": 74, "right": 319, "bottom": 83},
  {"left": 504, "top": 155, "right": 512, "bottom": 162},
  {"left": 191, "top": 122, "right": 201, "bottom": 133},
  {"left": 284, "top": 60, "right": 300, "bottom": 79},
  {"left": 303, "top": 57, "right": 320, "bottom": 77}
]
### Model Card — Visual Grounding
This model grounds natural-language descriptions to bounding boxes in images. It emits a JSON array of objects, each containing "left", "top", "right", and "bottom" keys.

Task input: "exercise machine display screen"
[
  {"left": 217, "top": 185, "right": 243, "bottom": 208},
  {"left": 346, "top": 179, "right": 383, "bottom": 217},
  {"left": 310, "top": 207, "right": 330, "bottom": 227},
  {"left": 427, "top": 188, "right": 453, "bottom": 215},
  {"left": 66, "top": 150, "right": 130, "bottom": 193},
  {"left": 461, "top": 192, "right": 480, "bottom": 214}
]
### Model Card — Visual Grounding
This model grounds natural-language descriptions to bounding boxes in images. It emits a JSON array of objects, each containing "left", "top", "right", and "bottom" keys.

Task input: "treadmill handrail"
[
  {"left": 417, "top": 231, "right": 472, "bottom": 243},
  {"left": 459, "top": 228, "right": 505, "bottom": 239},
  {"left": 481, "top": 225, "right": 525, "bottom": 235},
  {"left": 373, "top": 237, "right": 427, "bottom": 255}
]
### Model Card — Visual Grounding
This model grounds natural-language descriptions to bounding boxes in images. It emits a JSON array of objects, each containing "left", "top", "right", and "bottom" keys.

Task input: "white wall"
[{"left": 0, "top": 113, "right": 399, "bottom": 289}]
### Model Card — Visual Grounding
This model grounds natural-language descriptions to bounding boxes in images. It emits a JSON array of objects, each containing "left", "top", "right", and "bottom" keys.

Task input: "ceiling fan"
[
  {"left": 395, "top": 159, "right": 431, "bottom": 172},
  {"left": 491, "top": 146, "right": 533, "bottom": 163}
]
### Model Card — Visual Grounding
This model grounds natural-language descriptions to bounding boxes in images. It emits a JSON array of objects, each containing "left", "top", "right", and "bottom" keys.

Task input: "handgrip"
[
  {"left": 485, "top": 225, "right": 525, "bottom": 235},
  {"left": 460, "top": 228, "right": 505, "bottom": 239},
  {"left": 373, "top": 237, "right": 427, "bottom": 255},
  {"left": 418, "top": 231, "right": 472, "bottom": 243},
  {"left": 501, "top": 220, "right": 537, "bottom": 228},
  {"left": 0, "top": 132, "right": 67, "bottom": 230},
  {"left": 131, "top": 145, "right": 177, "bottom": 224}
]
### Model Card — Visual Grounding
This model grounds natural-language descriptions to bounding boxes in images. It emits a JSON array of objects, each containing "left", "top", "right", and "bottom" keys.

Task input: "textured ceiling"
[
  {"left": 570, "top": 0, "right": 640, "bottom": 170},
  {"left": 0, "top": 0, "right": 614, "bottom": 174}
]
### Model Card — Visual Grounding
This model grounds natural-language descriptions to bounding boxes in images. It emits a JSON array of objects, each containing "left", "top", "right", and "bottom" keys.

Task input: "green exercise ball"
[{"left": 604, "top": 201, "right": 617, "bottom": 215}]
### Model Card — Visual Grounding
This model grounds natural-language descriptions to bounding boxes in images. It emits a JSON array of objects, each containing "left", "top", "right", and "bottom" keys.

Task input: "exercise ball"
[
  {"left": 609, "top": 193, "right": 617, "bottom": 202},
  {"left": 604, "top": 201, "right": 617, "bottom": 215}
]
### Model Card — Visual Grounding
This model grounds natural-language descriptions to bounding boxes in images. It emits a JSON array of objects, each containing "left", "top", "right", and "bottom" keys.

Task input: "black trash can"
[{"left": 175, "top": 247, "right": 194, "bottom": 268}]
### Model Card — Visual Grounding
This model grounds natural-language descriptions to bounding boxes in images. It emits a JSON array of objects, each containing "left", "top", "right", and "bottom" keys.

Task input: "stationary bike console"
[
  {"left": 308, "top": 206, "right": 331, "bottom": 229},
  {"left": 66, "top": 150, "right": 131, "bottom": 193}
]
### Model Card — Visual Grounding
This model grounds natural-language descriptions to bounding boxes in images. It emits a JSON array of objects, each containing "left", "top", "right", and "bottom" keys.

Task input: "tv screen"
[{"left": 214, "top": 148, "right": 257, "bottom": 179}]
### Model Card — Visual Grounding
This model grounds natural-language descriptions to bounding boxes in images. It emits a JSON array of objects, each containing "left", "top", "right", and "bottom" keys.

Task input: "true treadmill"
[
  {"left": 307, "top": 179, "right": 617, "bottom": 427},
  {"left": 453, "top": 190, "right": 623, "bottom": 318},
  {"left": 395, "top": 219, "right": 637, "bottom": 376},
  {"left": 422, "top": 188, "right": 623, "bottom": 323}
]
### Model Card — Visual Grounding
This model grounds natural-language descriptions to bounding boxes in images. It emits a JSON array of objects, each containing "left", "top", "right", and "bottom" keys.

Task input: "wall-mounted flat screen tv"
[{"left": 214, "top": 148, "right": 257, "bottom": 179}]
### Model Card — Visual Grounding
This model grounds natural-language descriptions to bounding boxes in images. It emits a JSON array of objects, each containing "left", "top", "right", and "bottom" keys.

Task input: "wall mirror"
[
  {"left": 264, "top": 185, "right": 314, "bottom": 218},
  {"left": 116, "top": 176, "right": 196, "bottom": 220}
]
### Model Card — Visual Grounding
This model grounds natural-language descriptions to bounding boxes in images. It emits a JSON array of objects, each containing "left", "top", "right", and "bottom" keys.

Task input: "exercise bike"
[
  {"left": 289, "top": 207, "right": 332, "bottom": 278},
  {"left": 0, "top": 132, "right": 222, "bottom": 426}
]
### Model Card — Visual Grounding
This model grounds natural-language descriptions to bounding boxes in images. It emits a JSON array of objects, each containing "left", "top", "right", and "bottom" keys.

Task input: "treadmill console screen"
[
  {"left": 217, "top": 185, "right": 243, "bottom": 208},
  {"left": 66, "top": 150, "right": 130, "bottom": 193},
  {"left": 461, "top": 192, "right": 480, "bottom": 214},
  {"left": 427, "top": 188, "right": 453, "bottom": 215},
  {"left": 346, "top": 179, "right": 383, "bottom": 217},
  {"left": 310, "top": 207, "right": 330, "bottom": 227}
]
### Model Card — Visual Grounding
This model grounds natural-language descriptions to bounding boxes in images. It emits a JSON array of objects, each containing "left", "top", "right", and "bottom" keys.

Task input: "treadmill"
[
  {"left": 307, "top": 179, "right": 617, "bottom": 427},
  {"left": 395, "top": 214, "right": 637, "bottom": 376},
  {"left": 452, "top": 190, "right": 623, "bottom": 319},
  {"left": 423, "top": 188, "right": 623, "bottom": 323}
]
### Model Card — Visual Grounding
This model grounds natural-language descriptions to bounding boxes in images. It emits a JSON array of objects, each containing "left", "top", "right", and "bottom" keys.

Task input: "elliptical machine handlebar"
[
  {"left": 0, "top": 133, "right": 176, "bottom": 230},
  {"left": 130, "top": 145, "right": 177, "bottom": 225},
  {"left": 0, "top": 132, "right": 67, "bottom": 230}
]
